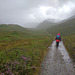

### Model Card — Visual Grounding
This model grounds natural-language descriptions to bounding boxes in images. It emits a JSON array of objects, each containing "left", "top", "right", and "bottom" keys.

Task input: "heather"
[{"left": 0, "top": 30, "right": 53, "bottom": 74}]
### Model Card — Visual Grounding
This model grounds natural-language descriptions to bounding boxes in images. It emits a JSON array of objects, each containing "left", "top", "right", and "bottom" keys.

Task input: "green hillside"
[
  {"left": 36, "top": 17, "right": 75, "bottom": 36},
  {"left": 0, "top": 24, "right": 35, "bottom": 40},
  {"left": 47, "top": 18, "right": 75, "bottom": 36},
  {"left": 0, "top": 24, "right": 30, "bottom": 33}
]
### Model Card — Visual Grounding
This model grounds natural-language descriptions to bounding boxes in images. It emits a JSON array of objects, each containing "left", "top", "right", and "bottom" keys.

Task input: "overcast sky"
[{"left": 0, "top": 0, "right": 75, "bottom": 28}]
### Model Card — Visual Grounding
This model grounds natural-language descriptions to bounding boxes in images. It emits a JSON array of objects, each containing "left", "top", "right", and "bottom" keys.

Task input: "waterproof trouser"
[{"left": 56, "top": 42, "right": 59, "bottom": 47}]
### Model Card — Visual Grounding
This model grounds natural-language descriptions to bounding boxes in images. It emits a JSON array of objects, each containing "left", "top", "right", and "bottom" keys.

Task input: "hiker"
[{"left": 55, "top": 33, "right": 61, "bottom": 47}]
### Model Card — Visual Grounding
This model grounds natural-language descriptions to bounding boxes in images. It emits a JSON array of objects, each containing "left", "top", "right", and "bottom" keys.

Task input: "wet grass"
[
  {"left": 63, "top": 35, "right": 75, "bottom": 62},
  {"left": 0, "top": 31, "right": 53, "bottom": 74}
]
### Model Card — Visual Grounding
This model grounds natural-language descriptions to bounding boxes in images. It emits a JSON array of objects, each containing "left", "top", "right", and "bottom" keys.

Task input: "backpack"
[{"left": 56, "top": 35, "right": 60, "bottom": 40}]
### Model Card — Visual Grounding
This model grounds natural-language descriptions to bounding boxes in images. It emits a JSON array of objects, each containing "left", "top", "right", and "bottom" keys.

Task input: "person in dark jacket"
[{"left": 55, "top": 33, "right": 61, "bottom": 47}]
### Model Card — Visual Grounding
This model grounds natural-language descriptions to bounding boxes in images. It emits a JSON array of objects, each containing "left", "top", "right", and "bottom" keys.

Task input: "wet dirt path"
[{"left": 41, "top": 41, "right": 75, "bottom": 75}]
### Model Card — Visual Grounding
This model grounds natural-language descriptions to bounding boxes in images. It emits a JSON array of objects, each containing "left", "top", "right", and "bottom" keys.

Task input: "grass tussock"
[{"left": 63, "top": 35, "right": 75, "bottom": 62}]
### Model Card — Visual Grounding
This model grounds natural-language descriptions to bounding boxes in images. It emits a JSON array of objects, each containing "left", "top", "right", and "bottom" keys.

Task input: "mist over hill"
[
  {"left": 36, "top": 19, "right": 58, "bottom": 30},
  {"left": 0, "top": 14, "right": 75, "bottom": 36},
  {"left": 47, "top": 17, "right": 75, "bottom": 36},
  {"left": 35, "top": 15, "right": 75, "bottom": 36}
]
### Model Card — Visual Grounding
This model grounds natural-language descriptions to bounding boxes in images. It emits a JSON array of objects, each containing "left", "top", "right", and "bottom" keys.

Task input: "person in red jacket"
[{"left": 55, "top": 33, "right": 61, "bottom": 47}]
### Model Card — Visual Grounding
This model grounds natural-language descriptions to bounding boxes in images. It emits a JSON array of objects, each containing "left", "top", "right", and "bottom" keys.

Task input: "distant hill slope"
[
  {"left": 0, "top": 24, "right": 33, "bottom": 36},
  {"left": 0, "top": 24, "right": 28, "bottom": 32},
  {"left": 36, "top": 19, "right": 57, "bottom": 30},
  {"left": 47, "top": 18, "right": 75, "bottom": 36}
]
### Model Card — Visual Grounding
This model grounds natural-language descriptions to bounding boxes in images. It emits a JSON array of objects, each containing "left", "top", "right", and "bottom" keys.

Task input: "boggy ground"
[{"left": 41, "top": 41, "right": 75, "bottom": 75}]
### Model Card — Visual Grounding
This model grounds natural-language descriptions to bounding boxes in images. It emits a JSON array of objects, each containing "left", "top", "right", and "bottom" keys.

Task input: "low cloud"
[{"left": 0, "top": 0, "right": 75, "bottom": 28}]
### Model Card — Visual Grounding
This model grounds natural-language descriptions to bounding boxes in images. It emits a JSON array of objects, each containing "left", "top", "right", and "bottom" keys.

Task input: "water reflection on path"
[{"left": 41, "top": 41, "right": 75, "bottom": 75}]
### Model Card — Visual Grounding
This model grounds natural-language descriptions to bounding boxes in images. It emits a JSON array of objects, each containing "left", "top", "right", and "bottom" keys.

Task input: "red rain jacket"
[{"left": 56, "top": 33, "right": 61, "bottom": 42}]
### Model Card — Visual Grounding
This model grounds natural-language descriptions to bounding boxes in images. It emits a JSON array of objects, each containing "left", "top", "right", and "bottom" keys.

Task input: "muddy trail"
[{"left": 41, "top": 41, "right": 75, "bottom": 75}]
